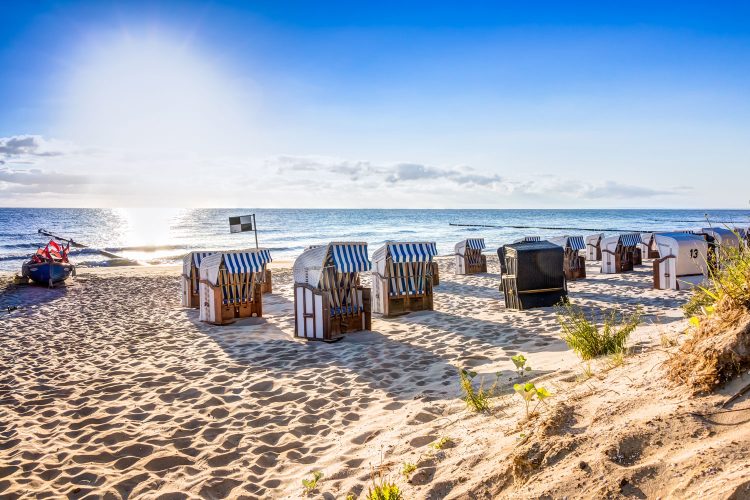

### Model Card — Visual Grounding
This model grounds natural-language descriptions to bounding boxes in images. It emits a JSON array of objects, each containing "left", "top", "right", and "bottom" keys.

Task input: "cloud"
[
  {"left": 385, "top": 162, "right": 503, "bottom": 187},
  {"left": 578, "top": 181, "right": 676, "bottom": 199},
  {"left": 0, "top": 167, "right": 88, "bottom": 194},
  {"left": 0, "top": 135, "right": 63, "bottom": 158}
]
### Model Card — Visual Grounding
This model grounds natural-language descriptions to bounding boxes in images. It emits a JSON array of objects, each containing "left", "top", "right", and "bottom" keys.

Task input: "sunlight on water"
[{"left": 113, "top": 208, "right": 184, "bottom": 263}]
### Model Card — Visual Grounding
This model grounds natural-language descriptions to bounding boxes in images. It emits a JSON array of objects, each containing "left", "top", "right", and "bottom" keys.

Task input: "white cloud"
[{"left": 0, "top": 137, "right": 696, "bottom": 207}]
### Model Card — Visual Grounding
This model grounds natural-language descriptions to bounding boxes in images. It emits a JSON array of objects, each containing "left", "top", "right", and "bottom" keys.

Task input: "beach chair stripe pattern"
[
  {"left": 519, "top": 236, "right": 541, "bottom": 243},
  {"left": 382, "top": 242, "right": 437, "bottom": 297},
  {"left": 568, "top": 236, "right": 585, "bottom": 251},
  {"left": 192, "top": 252, "right": 214, "bottom": 268},
  {"left": 620, "top": 233, "right": 642, "bottom": 247},
  {"left": 330, "top": 243, "right": 371, "bottom": 273},
  {"left": 550, "top": 236, "right": 586, "bottom": 251},
  {"left": 388, "top": 242, "right": 438, "bottom": 263},
  {"left": 466, "top": 238, "right": 486, "bottom": 250},
  {"left": 200, "top": 251, "right": 272, "bottom": 305}
]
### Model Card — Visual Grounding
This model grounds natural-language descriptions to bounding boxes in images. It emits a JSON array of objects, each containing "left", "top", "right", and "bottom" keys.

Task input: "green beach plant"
[
  {"left": 511, "top": 354, "right": 532, "bottom": 377},
  {"left": 302, "top": 471, "right": 323, "bottom": 495},
  {"left": 556, "top": 303, "right": 640, "bottom": 360},
  {"left": 458, "top": 368, "right": 494, "bottom": 412},
  {"left": 430, "top": 436, "right": 453, "bottom": 450},
  {"left": 513, "top": 382, "right": 551, "bottom": 418},
  {"left": 366, "top": 481, "right": 403, "bottom": 500},
  {"left": 401, "top": 462, "right": 416, "bottom": 477}
]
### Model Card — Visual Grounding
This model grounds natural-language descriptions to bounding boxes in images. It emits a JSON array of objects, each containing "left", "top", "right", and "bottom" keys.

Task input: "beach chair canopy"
[
  {"left": 585, "top": 234, "right": 602, "bottom": 245},
  {"left": 619, "top": 233, "right": 643, "bottom": 248},
  {"left": 654, "top": 233, "right": 709, "bottom": 276},
  {"left": 373, "top": 242, "right": 437, "bottom": 265},
  {"left": 293, "top": 242, "right": 371, "bottom": 287},
  {"left": 182, "top": 251, "right": 215, "bottom": 277},
  {"left": 549, "top": 236, "right": 585, "bottom": 251},
  {"left": 454, "top": 238, "right": 485, "bottom": 256},
  {"left": 515, "top": 236, "right": 541, "bottom": 243},
  {"left": 199, "top": 249, "right": 272, "bottom": 286},
  {"left": 701, "top": 227, "right": 740, "bottom": 248}
]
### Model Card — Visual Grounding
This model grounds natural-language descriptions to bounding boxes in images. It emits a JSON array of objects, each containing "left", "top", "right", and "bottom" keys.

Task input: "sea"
[{"left": 1, "top": 208, "right": 748, "bottom": 272}]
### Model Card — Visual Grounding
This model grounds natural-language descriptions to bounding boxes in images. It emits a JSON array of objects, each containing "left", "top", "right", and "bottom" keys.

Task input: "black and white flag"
[{"left": 229, "top": 215, "right": 255, "bottom": 233}]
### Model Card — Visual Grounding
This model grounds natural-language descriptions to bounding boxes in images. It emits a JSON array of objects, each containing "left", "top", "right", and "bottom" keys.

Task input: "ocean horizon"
[{"left": 1, "top": 207, "right": 748, "bottom": 272}]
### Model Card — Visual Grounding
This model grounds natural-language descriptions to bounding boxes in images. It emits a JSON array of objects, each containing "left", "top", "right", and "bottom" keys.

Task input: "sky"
[{"left": 1, "top": 1, "right": 749, "bottom": 208}]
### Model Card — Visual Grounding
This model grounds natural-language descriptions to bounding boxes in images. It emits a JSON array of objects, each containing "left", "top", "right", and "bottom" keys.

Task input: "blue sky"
[{"left": 1, "top": 1, "right": 749, "bottom": 207}]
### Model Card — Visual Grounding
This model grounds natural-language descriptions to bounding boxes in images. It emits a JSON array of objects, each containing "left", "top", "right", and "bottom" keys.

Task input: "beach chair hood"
[
  {"left": 182, "top": 251, "right": 215, "bottom": 278},
  {"left": 198, "top": 250, "right": 272, "bottom": 286},
  {"left": 293, "top": 242, "right": 371, "bottom": 288},
  {"left": 454, "top": 238, "right": 485, "bottom": 256},
  {"left": 549, "top": 236, "right": 585, "bottom": 251},
  {"left": 373, "top": 242, "right": 437, "bottom": 275}
]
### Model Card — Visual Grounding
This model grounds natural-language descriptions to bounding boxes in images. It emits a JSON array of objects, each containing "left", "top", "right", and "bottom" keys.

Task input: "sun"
[{"left": 57, "top": 29, "right": 255, "bottom": 154}]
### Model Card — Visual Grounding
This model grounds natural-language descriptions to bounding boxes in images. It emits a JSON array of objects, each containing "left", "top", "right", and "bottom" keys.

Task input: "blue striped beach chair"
[
  {"left": 454, "top": 238, "right": 487, "bottom": 275},
  {"left": 197, "top": 249, "right": 272, "bottom": 324},
  {"left": 371, "top": 242, "right": 437, "bottom": 316},
  {"left": 293, "top": 242, "right": 372, "bottom": 341},
  {"left": 600, "top": 233, "right": 643, "bottom": 274},
  {"left": 549, "top": 236, "right": 587, "bottom": 281}
]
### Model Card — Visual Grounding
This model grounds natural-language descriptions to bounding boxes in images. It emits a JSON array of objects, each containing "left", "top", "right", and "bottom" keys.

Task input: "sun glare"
[
  {"left": 58, "top": 30, "right": 255, "bottom": 154},
  {"left": 113, "top": 208, "right": 183, "bottom": 262}
]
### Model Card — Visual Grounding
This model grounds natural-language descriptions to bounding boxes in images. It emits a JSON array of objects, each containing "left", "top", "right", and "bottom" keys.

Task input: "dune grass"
[{"left": 556, "top": 303, "right": 641, "bottom": 360}]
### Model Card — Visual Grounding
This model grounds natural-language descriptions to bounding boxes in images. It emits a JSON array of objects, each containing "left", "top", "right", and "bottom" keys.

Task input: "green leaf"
[
  {"left": 536, "top": 387, "right": 552, "bottom": 400},
  {"left": 511, "top": 354, "right": 527, "bottom": 369}
]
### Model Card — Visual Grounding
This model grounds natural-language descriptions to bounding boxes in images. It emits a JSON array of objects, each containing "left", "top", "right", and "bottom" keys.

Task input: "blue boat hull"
[{"left": 22, "top": 261, "right": 74, "bottom": 285}]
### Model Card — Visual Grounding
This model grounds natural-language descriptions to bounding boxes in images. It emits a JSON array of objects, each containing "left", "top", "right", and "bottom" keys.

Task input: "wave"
[
  {"left": 103, "top": 244, "right": 189, "bottom": 252},
  {"left": 0, "top": 255, "right": 26, "bottom": 262},
  {"left": 77, "top": 258, "right": 141, "bottom": 268}
]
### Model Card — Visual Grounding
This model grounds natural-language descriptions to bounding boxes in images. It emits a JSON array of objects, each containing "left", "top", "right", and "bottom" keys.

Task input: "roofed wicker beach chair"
[
  {"left": 454, "top": 238, "right": 487, "bottom": 275},
  {"left": 181, "top": 251, "right": 215, "bottom": 308},
  {"left": 372, "top": 242, "right": 437, "bottom": 316},
  {"left": 640, "top": 233, "right": 661, "bottom": 259},
  {"left": 293, "top": 242, "right": 372, "bottom": 341},
  {"left": 699, "top": 227, "right": 742, "bottom": 269},
  {"left": 550, "top": 235, "right": 587, "bottom": 281},
  {"left": 652, "top": 233, "right": 709, "bottom": 290},
  {"left": 585, "top": 233, "right": 603, "bottom": 261},
  {"left": 501, "top": 240, "right": 567, "bottom": 310},
  {"left": 600, "top": 233, "right": 643, "bottom": 274},
  {"left": 198, "top": 249, "right": 272, "bottom": 324}
]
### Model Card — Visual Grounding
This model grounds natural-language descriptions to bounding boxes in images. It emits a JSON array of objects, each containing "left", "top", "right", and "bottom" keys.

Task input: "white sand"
[{"left": 1, "top": 256, "right": 747, "bottom": 498}]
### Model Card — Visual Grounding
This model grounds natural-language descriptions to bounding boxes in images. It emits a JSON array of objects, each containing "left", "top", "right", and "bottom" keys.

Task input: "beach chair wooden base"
[
  {"left": 648, "top": 249, "right": 660, "bottom": 259},
  {"left": 502, "top": 276, "right": 567, "bottom": 310},
  {"left": 430, "top": 261, "right": 440, "bottom": 286},
  {"left": 468, "top": 255, "right": 487, "bottom": 274},
  {"left": 294, "top": 284, "right": 371, "bottom": 341},
  {"left": 456, "top": 254, "right": 487, "bottom": 275},
  {"left": 633, "top": 248, "right": 643, "bottom": 266},
  {"left": 381, "top": 294, "right": 433, "bottom": 317},
  {"left": 564, "top": 255, "right": 587, "bottom": 281},
  {"left": 614, "top": 252, "right": 635, "bottom": 273},
  {"left": 181, "top": 274, "right": 202, "bottom": 308},
  {"left": 203, "top": 282, "right": 263, "bottom": 325},
  {"left": 261, "top": 269, "right": 273, "bottom": 294}
]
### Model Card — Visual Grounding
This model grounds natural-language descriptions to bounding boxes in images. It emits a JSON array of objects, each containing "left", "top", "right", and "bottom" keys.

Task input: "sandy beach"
[{"left": 2, "top": 256, "right": 748, "bottom": 499}]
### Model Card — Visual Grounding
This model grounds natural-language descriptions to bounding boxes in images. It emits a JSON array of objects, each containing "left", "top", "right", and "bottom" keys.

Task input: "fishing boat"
[{"left": 22, "top": 240, "right": 75, "bottom": 286}]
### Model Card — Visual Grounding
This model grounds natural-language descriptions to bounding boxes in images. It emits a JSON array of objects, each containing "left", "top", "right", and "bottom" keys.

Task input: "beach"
[{"left": 1, "top": 256, "right": 748, "bottom": 499}]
